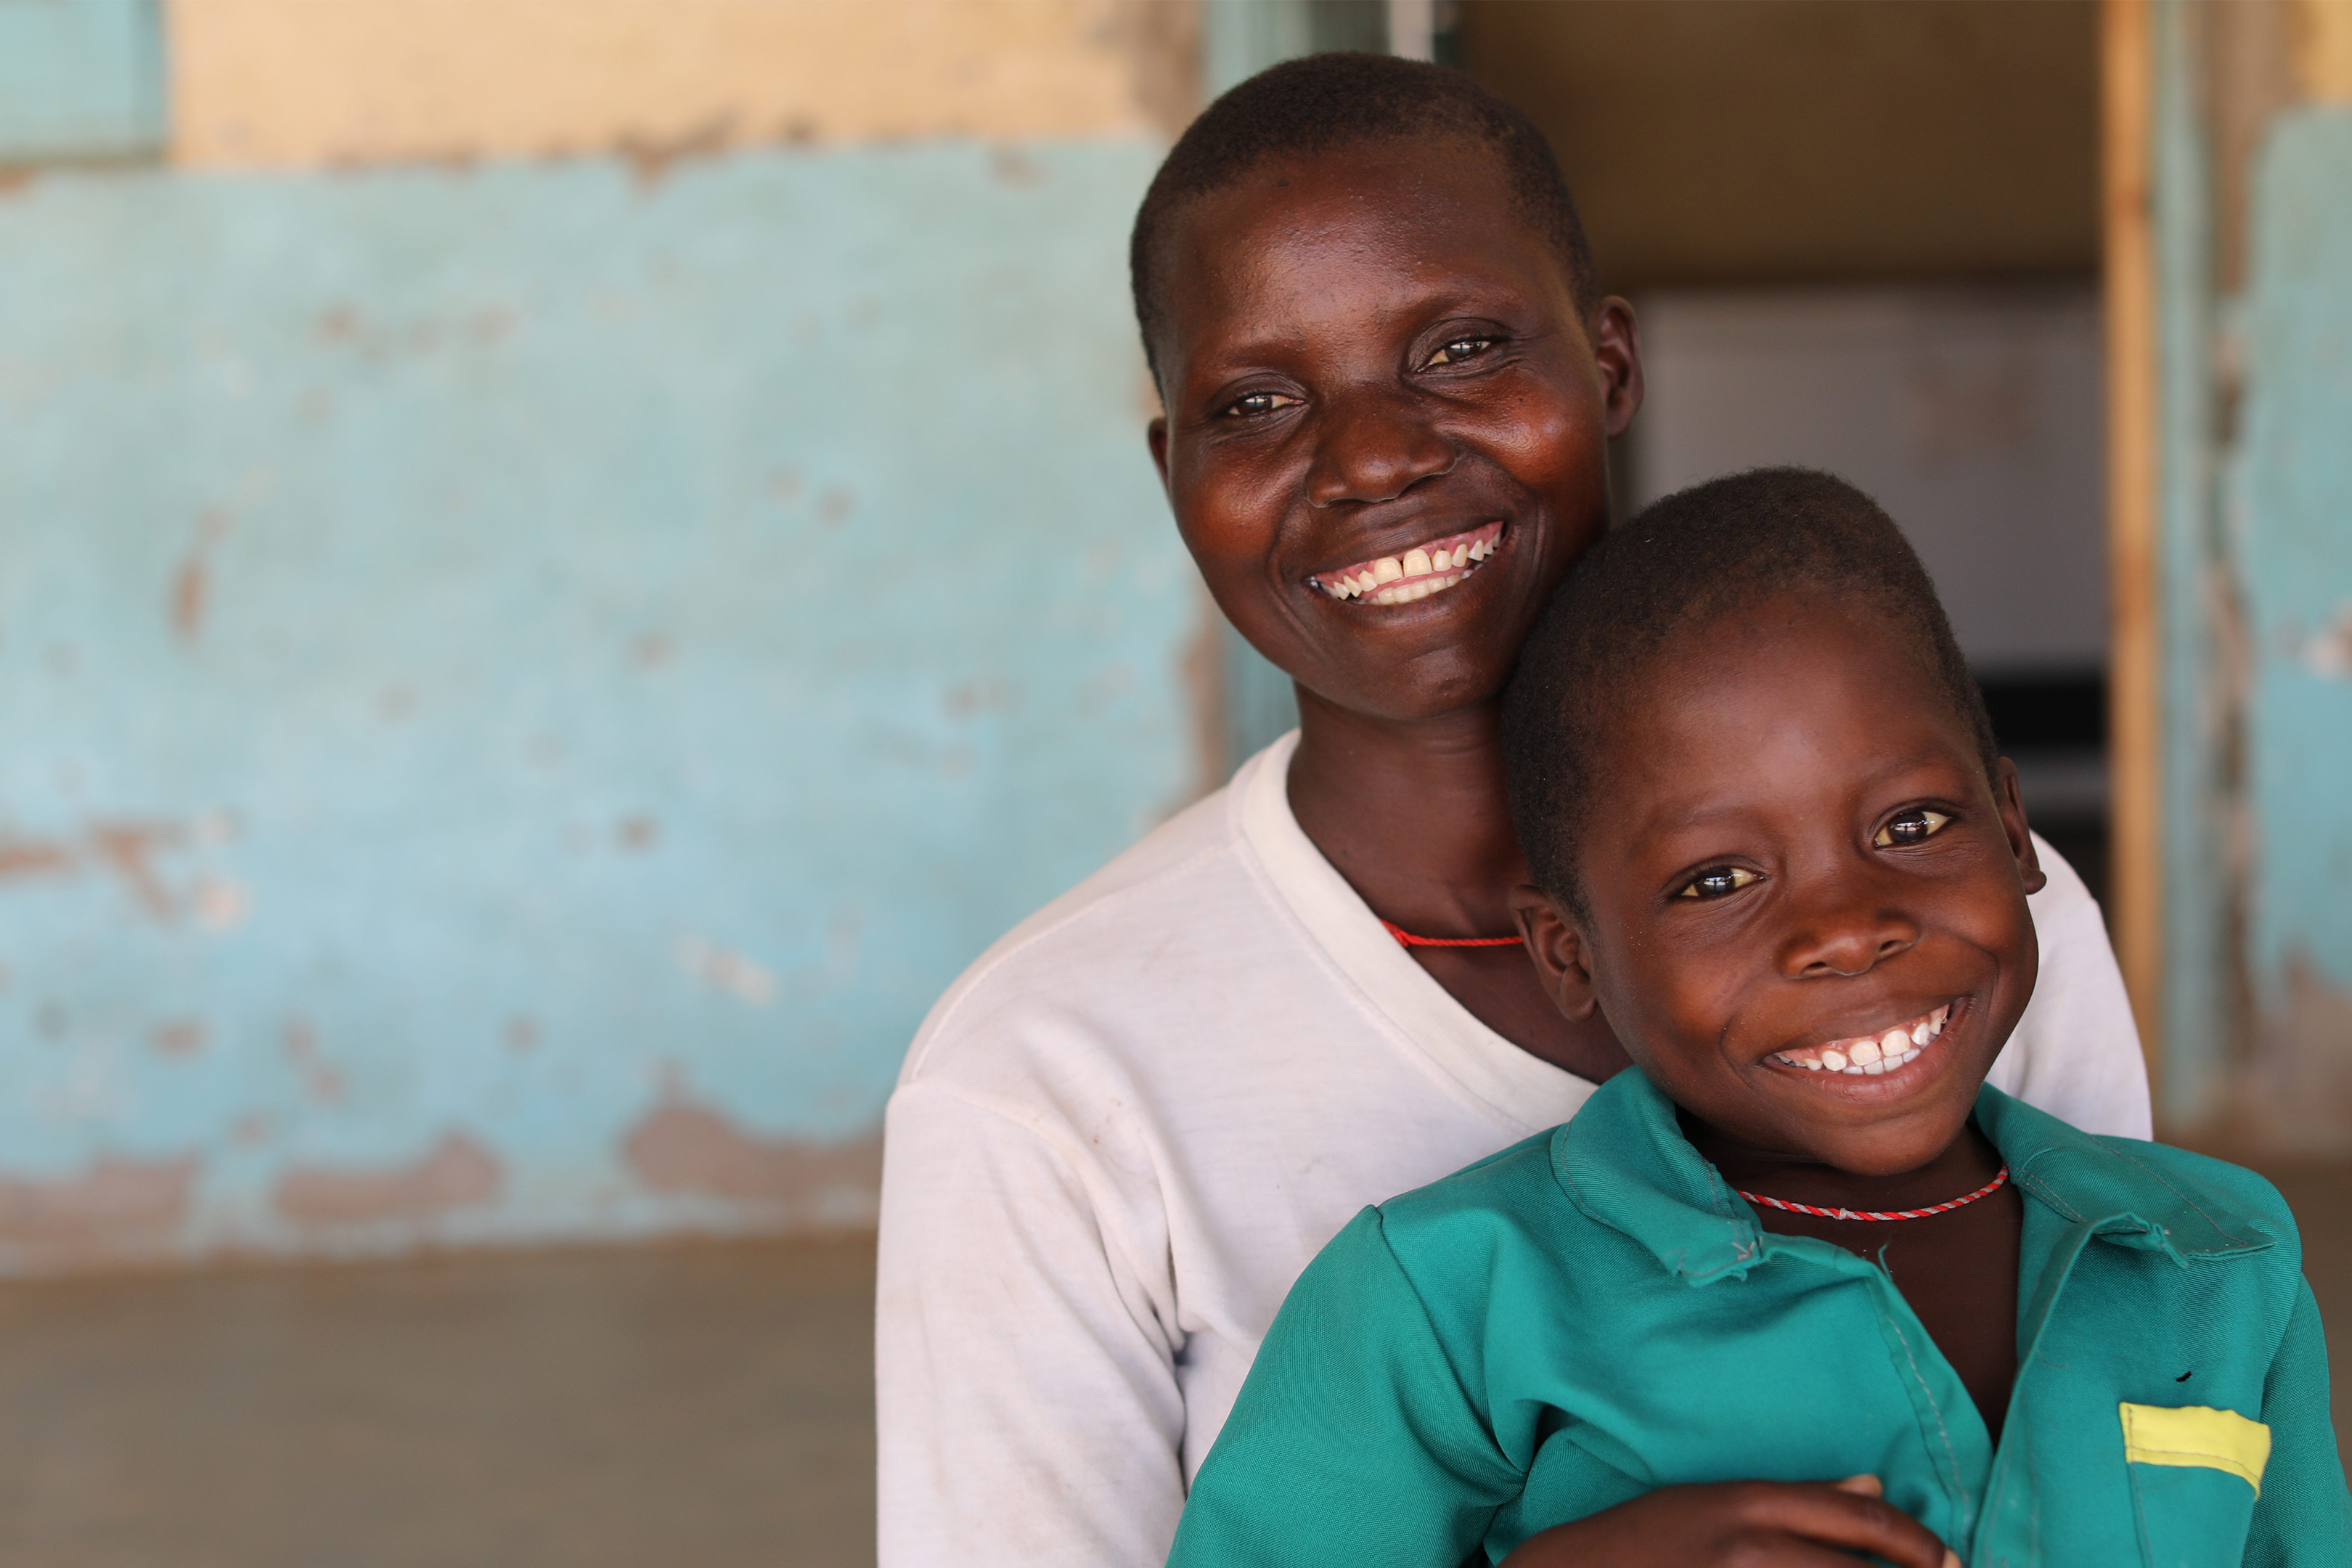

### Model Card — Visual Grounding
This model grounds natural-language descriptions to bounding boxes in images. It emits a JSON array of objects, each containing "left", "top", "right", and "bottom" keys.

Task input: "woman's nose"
[{"left": 1303, "top": 387, "right": 1454, "bottom": 507}]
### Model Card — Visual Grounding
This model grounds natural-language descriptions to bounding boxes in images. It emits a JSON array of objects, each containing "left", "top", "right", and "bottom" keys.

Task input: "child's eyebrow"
[{"left": 1618, "top": 750, "right": 1983, "bottom": 840}]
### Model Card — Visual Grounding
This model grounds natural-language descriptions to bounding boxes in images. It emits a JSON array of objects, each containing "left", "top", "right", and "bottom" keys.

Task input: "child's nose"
[
  {"left": 1776, "top": 902, "right": 1922, "bottom": 980},
  {"left": 1303, "top": 386, "right": 1455, "bottom": 507}
]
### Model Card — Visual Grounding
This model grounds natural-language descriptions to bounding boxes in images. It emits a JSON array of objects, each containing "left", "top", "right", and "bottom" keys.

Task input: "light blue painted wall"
[
  {"left": 0, "top": 0, "right": 163, "bottom": 160},
  {"left": 0, "top": 140, "right": 1199, "bottom": 1262},
  {"left": 2232, "top": 107, "right": 2352, "bottom": 1109}
]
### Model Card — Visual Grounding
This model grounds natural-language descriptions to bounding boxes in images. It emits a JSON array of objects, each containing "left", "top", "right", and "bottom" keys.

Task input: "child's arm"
[
  {"left": 2245, "top": 1279, "right": 2352, "bottom": 1565},
  {"left": 1498, "top": 1475, "right": 1957, "bottom": 1568},
  {"left": 1164, "top": 1210, "right": 1957, "bottom": 1568},
  {"left": 1165, "top": 1206, "right": 1518, "bottom": 1568}
]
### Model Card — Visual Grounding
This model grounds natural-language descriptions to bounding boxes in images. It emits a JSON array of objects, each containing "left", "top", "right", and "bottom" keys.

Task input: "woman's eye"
[
  {"left": 1874, "top": 808, "right": 1954, "bottom": 847},
  {"left": 1424, "top": 335, "right": 1496, "bottom": 368},
  {"left": 1220, "top": 390, "right": 1301, "bottom": 418},
  {"left": 1676, "top": 865, "right": 1761, "bottom": 900}
]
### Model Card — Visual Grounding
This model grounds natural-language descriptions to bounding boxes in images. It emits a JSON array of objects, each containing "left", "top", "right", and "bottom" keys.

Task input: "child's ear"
[
  {"left": 1146, "top": 416, "right": 1171, "bottom": 491},
  {"left": 1509, "top": 883, "right": 1601, "bottom": 1021},
  {"left": 1990, "top": 757, "right": 2046, "bottom": 895}
]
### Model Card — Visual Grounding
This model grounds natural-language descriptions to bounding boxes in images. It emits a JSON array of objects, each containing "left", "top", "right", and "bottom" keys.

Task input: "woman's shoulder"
[{"left": 897, "top": 776, "right": 1259, "bottom": 1073}]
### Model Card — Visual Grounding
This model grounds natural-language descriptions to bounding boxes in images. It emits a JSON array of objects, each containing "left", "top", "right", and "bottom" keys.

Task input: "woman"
[{"left": 875, "top": 56, "right": 2147, "bottom": 1568}]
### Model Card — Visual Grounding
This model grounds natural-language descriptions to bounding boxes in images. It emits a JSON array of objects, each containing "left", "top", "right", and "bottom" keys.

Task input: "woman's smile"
[{"left": 1311, "top": 520, "right": 1507, "bottom": 605}]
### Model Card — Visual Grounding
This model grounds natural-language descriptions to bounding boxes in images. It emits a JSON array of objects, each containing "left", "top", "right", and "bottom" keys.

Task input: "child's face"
[
  {"left": 1519, "top": 595, "right": 2046, "bottom": 1177},
  {"left": 1146, "top": 138, "right": 1641, "bottom": 724}
]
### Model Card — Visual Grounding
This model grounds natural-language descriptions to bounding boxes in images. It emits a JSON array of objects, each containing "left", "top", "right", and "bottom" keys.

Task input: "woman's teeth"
[
  {"left": 1314, "top": 522, "right": 1503, "bottom": 605},
  {"left": 1773, "top": 1005, "right": 1950, "bottom": 1077}
]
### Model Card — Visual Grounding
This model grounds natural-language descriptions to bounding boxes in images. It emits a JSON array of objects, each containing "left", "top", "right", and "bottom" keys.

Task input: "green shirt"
[{"left": 1169, "top": 1070, "right": 2351, "bottom": 1567}]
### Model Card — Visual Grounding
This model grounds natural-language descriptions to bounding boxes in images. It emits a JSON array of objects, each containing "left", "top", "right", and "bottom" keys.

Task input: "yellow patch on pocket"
[{"left": 2120, "top": 1402, "right": 2272, "bottom": 1494}]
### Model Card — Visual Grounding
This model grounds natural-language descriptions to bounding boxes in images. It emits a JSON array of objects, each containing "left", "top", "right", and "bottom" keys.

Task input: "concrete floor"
[
  {"left": 0, "top": 1164, "right": 2345, "bottom": 1567},
  {"left": 0, "top": 1236, "right": 874, "bottom": 1568}
]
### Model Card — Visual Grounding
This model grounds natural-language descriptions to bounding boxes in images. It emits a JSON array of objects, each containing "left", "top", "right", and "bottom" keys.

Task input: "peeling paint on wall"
[
  {"left": 273, "top": 1133, "right": 502, "bottom": 1227},
  {"left": 0, "top": 138, "right": 1196, "bottom": 1267},
  {"left": 626, "top": 1101, "right": 881, "bottom": 1224},
  {"left": 0, "top": 1156, "right": 197, "bottom": 1267}
]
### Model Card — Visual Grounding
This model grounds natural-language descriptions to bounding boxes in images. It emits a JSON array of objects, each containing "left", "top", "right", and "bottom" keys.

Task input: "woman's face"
[{"left": 1147, "top": 137, "right": 1641, "bottom": 725}]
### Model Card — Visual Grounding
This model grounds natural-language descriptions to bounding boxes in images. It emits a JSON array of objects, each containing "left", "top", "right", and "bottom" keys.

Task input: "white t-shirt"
[{"left": 875, "top": 732, "right": 2150, "bottom": 1568}]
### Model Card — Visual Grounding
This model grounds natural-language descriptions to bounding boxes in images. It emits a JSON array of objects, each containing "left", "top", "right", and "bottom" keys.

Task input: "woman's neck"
[{"left": 1285, "top": 685, "right": 1528, "bottom": 937}]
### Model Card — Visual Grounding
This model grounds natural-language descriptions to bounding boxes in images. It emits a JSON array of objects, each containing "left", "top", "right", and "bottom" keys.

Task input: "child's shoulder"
[
  {"left": 1376, "top": 1126, "right": 1569, "bottom": 1228},
  {"left": 1360, "top": 1124, "right": 1650, "bottom": 1304},
  {"left": 1989, "top": 1086, "right": 2303, "bottom": 1263},
  {"left": 2079, "top": 1133, "right": 2301, "bottom": 1247}
]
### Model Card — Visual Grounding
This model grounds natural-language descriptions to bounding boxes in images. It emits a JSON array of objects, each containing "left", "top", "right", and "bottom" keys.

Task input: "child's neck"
[{"left": 1677, "top": 1115, "right": 2005, "bottom": 1217}]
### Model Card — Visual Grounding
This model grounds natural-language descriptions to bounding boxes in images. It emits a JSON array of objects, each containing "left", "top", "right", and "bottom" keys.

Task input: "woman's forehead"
[{"left": 1155, "top": 144, "right": 1573, "bottom": 365}]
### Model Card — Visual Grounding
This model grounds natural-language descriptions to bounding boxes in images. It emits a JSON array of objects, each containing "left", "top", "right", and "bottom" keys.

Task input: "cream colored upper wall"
[
  {"left": 2305, "top": 0, "right": 2352, "bottom": 100},
  {"left": 166, "top": 0, "right": 1197, "bottom": 168}
]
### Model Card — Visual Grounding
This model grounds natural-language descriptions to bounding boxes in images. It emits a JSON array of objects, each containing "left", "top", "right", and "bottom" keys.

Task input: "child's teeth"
[{"left": 1778, "top": 1006, "right": 1951, "bottom": 1077}]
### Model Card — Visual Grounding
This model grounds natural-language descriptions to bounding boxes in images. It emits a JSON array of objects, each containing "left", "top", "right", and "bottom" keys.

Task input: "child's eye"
[
  {"left": 1675, "top": 865, "right": 1760, "bottom": 900},
  {"left": 1219, "top": 390, "right": 1302, "bottom": 418},
  {"left": 1874, "top": 808, "right": 1953, "bottom": 847},
  {"left": 1424, "top": 335, "right": 1496, "bottom": 368}
]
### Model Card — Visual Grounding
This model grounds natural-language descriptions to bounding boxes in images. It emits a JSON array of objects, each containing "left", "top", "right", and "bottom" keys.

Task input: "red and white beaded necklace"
[{"left": 1737, "top": 1166, "right": 2010, "bottom": 1223}]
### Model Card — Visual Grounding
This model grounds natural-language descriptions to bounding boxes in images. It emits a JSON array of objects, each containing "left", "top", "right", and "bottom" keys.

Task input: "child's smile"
[{"left": 1768, "top": 1000, "right": 1949, "bottom": 1077}]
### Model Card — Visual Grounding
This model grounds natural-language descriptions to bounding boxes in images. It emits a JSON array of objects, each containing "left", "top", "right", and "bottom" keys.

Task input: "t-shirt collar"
[{"left": 1233, "top": 730, "right": 1596, "bottom": 1135}]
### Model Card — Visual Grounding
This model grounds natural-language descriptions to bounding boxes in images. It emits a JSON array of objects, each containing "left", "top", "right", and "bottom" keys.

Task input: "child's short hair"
[
  {"left": 1500, "top": 467, "right": 1999, "bottom": 915},
  {"left": 1128, "top": 52, "right": 1596, "bottom": 383}
]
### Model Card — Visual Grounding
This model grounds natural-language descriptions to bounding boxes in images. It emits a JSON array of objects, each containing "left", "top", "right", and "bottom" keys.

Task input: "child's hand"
[{"left": 1496, "top": 1474, "right": 1960, "bottom": 1568}]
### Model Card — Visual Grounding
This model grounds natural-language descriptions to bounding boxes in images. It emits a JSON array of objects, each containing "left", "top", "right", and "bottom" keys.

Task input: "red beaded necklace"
[
  {"left": 1379, "top": 918, "right": 1523, "bottom": 950},
  {"left": 1737, "top": 1166, "right": 2010, "bottom": 1223}
]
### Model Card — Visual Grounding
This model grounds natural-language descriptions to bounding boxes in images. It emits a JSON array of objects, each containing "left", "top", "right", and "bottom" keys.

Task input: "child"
[
  {"left": 878, "top": 54, "right": 2150, "bottom": 1567},
  {"left": 1165, "top": 470, "right": 2349, "bottom": 1568}
]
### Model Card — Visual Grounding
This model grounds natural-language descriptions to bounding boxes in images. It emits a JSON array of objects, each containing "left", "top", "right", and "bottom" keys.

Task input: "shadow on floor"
[
  {"left": 3, "top": 1165, "right": 2349, "bottom": 1567},
  {"left": 0, "top": 1236, "right": 875, "bottom": 1568}
]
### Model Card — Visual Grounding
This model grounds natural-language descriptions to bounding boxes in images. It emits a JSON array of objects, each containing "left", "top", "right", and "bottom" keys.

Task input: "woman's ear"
[
  {"left": 1990, "top": 758, "right": 2046, "bottom": 894},
  {"left": 1591, "top": 297, "right": 1643, "bottom": 440},
  {"left": 1510, "top": 883, "right": 1601, "bottom": 1021}
]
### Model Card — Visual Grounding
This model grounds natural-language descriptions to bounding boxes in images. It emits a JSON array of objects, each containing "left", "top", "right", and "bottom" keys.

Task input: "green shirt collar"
[{"left": 1553, "top": 1067, "right": 2277, "bottom": 1284}]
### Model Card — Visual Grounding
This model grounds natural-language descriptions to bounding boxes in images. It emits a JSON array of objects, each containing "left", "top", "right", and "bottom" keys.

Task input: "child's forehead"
[{"left": 1604, "top": 597, "right": 1971, "bottom": 803}]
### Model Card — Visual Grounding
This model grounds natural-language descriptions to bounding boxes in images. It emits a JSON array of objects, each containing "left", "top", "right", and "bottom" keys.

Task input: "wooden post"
[{"left": 2103, "top": 0, "right": 2163, "bottom": 1095}]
